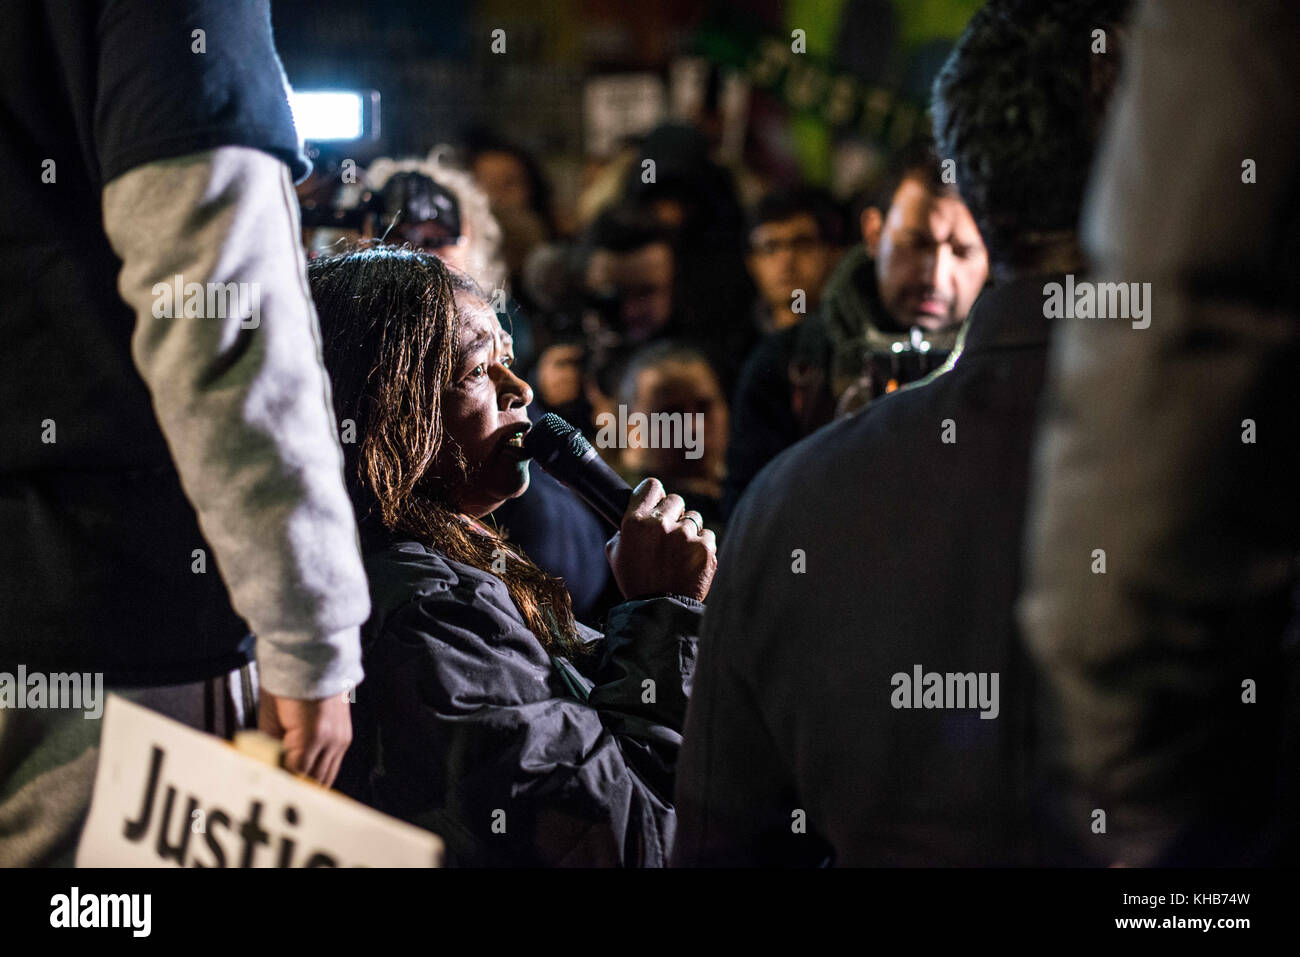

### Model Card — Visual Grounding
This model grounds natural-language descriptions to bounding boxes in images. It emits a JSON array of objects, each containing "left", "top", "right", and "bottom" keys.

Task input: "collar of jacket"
[
  {"left": 823, "top": 245, "right": 963, "bottom": 354},
  {"left": 955, "top": 272, "right": 1064, "bottom": 358}
]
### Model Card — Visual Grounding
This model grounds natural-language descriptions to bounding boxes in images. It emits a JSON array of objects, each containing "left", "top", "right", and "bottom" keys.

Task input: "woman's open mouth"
[{"left": 501, "top": 427, "right": 531, "bottom": 458}]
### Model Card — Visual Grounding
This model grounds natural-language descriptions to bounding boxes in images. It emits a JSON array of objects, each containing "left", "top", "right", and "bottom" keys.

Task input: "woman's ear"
[{"left": 860, "top": 206, "right": 884, "bottom": 258}]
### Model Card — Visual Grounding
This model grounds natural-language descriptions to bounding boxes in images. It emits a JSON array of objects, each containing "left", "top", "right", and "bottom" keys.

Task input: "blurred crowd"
[{"left": 295, "top": 122, "right": 988, "bottom": 622}]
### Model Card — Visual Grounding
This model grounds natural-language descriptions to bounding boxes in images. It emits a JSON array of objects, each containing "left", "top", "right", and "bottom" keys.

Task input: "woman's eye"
[
  {"left": 501, "top": 355, "right": 514, "bottom": 370},
  {"left": 469, "top": 364, "right": 487, "bottom": 379}
]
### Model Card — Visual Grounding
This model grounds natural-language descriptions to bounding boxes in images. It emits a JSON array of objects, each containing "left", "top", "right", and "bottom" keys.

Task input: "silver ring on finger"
[{"left": 682, "top": 513, "right": 703, "bottom": 535}]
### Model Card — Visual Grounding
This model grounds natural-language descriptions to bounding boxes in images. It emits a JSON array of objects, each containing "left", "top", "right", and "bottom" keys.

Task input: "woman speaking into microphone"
[{"left": 309, "top": 246, "right": 716, "bottom": 867}]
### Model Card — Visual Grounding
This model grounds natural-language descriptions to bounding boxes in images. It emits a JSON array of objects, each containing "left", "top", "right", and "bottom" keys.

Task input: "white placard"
[
  {"left": 584, "top": 73, "right": 666, "bottom": 158},
  {"left": 76, "top": 694, "right": 441, "bottom": 868}
]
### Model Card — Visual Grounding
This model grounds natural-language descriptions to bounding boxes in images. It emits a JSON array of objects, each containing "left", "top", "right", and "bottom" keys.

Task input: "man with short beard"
[
  {"left": 722, "top": 146, "right": 987, "bottom": 516},
  {"left": 821, "top": 142, "right": 988, "bottom": 403}
]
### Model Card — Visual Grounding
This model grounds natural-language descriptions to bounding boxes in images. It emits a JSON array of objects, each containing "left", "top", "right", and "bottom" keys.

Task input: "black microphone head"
[
  {"left": 522, "top": 413, "right": 595, "bottom": 466},
  {"left": 520, "top": 412, "right": 631, "bottom": 528}
]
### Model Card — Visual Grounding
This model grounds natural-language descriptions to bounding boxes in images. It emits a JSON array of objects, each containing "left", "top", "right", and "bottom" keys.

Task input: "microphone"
[{"left": 522, "top": 413, "right": 632, "bottom": 529}]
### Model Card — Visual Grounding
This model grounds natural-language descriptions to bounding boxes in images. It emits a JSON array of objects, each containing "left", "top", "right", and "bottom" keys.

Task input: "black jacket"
[
  {"left": 722, "top": 323, "right": 805, "bottom": 519},
  {"left": 337, "top": 540, "right": 703, "bottom": 867},
  {"left": 673, "top": 276, "right": 1069, "bottom": 866}
]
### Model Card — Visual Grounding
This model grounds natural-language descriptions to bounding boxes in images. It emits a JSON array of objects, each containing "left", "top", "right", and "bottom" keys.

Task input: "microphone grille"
[{"left": 522, "top": 412, "right": 594, "bottom": 460}]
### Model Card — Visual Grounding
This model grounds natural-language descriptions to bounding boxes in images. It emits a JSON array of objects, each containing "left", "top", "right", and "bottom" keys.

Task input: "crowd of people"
[
  {"left": 2, "top": 0, "right": 1296, "bottom": 870},
  {"left": 295, "top": 106, "right": 995, "bottom": 624}
]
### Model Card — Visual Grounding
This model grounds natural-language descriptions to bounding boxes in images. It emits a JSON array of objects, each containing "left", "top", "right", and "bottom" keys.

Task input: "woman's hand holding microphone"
[{"left": 605, "top": 478, "right": 717, "bottom": 602}]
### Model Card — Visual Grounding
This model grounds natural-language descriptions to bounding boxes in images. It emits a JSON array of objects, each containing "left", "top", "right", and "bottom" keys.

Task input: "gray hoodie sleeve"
[{"left": 101, "top": 145, "right": 369, "bottom": 699}]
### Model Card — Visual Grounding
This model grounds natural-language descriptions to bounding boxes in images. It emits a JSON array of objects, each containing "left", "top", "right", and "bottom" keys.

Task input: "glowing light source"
[{"left": 289, "top": 91, "right": 364, "bottom": 141}]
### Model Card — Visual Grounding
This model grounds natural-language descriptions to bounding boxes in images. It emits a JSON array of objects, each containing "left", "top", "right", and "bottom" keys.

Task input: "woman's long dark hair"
[{"left": 309, "top": 246, "right": 583, "bottom": 657}]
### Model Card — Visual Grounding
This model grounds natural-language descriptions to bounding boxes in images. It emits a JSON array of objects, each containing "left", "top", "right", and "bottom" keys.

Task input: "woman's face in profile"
[{"left": 435, "top": 292, "right": 534, "bottom": 518}]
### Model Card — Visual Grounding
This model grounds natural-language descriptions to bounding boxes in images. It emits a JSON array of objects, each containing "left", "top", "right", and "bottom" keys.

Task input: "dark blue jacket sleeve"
[{"left": 95, "top": 0, "right": 309, "bottom": 184}]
